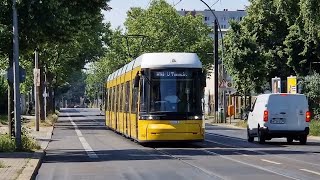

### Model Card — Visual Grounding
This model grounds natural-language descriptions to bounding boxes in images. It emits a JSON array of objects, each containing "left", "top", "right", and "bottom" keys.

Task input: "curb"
[
  {"left": 16, "top": 126, "right": 54, "bottom": 180},
  {"left": 209, "top": 123, "right": 246, "bottom": 130}
]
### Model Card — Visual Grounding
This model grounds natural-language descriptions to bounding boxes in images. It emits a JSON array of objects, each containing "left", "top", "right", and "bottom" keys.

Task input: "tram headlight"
[{"left": 188, "top": 116, "right": 201, "bottom": 120}]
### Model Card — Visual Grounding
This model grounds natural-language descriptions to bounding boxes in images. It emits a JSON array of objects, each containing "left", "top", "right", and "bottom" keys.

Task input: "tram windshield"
[{"left": 147, "top": 69, "right": 203, "bottom": 114}]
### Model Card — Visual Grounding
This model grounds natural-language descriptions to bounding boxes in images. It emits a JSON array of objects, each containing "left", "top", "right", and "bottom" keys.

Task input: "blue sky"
[{"left": 104, "top": 0, "right": 250, "bottom": 29}]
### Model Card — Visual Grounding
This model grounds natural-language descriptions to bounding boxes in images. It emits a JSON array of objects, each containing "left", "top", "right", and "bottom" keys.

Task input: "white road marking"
[
  {"left": 68, "top": 114, "right": 98, "bottom": 158},
  {"left": 261, "top": 159, "right": 282, "bottom": 165},
  {"left": 205, "top": 134, "right": 320, "bottom": 168},
  {"left": 300, "top": 169, "right": 320, "bottom": 176},
  {"left": 205, "top": 139, "right": 237, "bottom": 148},
  {"left": 203, "top": 149, "right": 299, "bottom": 180},
  {"left": 234, "top": 152, "right": 249, "bottom": 157}
]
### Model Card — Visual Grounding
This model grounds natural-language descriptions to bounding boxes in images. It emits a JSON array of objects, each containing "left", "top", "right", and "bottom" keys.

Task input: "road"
[{"left": 36, "top": 108, "right": 320, "bottom": 180}]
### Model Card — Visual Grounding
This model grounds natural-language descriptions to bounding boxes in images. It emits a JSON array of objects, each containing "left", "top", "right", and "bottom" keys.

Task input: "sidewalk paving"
[{"left": 0, "top": 116, "right": 54, "bottom": 180}]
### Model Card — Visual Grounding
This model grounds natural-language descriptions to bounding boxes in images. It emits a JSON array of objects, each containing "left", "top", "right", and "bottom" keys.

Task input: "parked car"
[{"left": 247, "top": 93, "right": 310, "bottom": 144}]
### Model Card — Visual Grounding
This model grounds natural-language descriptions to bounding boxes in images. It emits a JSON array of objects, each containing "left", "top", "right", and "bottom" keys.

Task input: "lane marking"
[
  {"left": 300, "top": 169, "right": 320, "bottom": 176},
  {"left": 261, "top": 159, "right": 282, "bottom": 165},
  {"left": 68, "top": 114, "right": 98, "bottom": 158},
  {"left": 205, "top": 133, "right": 320, "bottom": 168},
  {"left": 155, "top": 149, "right": 224, "bottom": 179},
  {"left": 205, "top": 139, "right": 237, "bottom": 148},
  {"left": 234, "top": 152, "right": 249, "bottom": 157},
  {"left": 203, "top": 149, "right": 299, "bottom": 180}
]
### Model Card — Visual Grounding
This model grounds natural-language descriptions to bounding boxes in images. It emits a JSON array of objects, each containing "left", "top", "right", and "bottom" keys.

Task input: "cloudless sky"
[{"left": 104, "top": 0, "right": 250, "bottom": 29}]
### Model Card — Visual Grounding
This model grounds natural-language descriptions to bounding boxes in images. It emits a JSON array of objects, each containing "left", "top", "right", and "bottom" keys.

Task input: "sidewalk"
[{"left": 0, "top": 116, "right": 54, "bottom": 180}]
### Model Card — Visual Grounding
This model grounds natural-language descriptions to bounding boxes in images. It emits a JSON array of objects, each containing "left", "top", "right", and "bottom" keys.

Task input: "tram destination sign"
[{"left": 152, "top": 70, "right": 191, "bottom": 78}]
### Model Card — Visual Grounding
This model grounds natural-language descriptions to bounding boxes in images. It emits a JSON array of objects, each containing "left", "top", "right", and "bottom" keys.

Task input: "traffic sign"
[
  {"left": 6, "top": 66, "right": 26, "bottom": 83},
  {"left": 219, "top": 79, "right": 227, "bottom": 88}
]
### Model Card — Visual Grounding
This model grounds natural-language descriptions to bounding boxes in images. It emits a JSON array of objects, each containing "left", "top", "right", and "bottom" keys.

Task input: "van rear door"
[{"left": 267, "top": 94, "right": 308, "bottom": 131}]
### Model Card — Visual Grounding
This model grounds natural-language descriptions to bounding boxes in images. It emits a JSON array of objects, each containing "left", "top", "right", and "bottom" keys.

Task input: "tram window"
[
  {"left": 140, "top": 77, "right": 147, "bottom": 112},
  {"left": 115, "top": 85, "right": 120, "bottom": 112},
  {"left": 105, "top": 88, "right": 109, "bottom": 111},
  {"left": 111, "top": 87, "right": 115, "bottom": 112},
  {"left": 125, "top": 81, "right": 130, "bottom": 112},
  {"left": 132, "top": 80, "right": 138, "bottom": 113},
  {"left": 119, "top": 84, "right": 123, "bottom": 112}
]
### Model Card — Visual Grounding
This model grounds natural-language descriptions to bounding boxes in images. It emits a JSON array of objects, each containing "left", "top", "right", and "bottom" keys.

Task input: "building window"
[
  {"left": 240, "top": 17, "right": 243, "bottom": 21},
  {"left": 204, "top": 16, "right": 209, "bottom": 21}
]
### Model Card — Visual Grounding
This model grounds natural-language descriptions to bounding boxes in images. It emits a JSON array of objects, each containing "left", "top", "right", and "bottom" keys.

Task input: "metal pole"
[
  {"left": 12, "top": 0, "right": 21, "bottom": 149},
  {"left": 214, "top": 19, "right": 219, "bottom": 120},
  {"left": 44, "top": 66, "right": 47, "bottom": 119},
  {"left": 34, "top": 51, "right": 39, "bottom": 131},
  {"left": 200, "top": 0, "right": 223, "bottom": 120}
]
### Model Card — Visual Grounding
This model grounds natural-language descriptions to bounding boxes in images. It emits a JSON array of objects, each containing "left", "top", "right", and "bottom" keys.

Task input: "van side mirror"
[{"left": 134, "top": 73, "right": 140, "bottom": 88}]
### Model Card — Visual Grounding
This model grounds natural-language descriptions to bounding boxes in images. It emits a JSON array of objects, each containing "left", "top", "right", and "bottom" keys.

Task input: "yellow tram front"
[{"left": 136, "top": 67, "right": 206, "bottom": 142}]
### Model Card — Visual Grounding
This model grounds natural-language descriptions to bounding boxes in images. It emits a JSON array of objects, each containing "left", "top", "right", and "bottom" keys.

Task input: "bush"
[
  {"left": 0, "top": 131, "right": 40, "bottom": 152},
  {"left": 301, "top": 73, "right": 320, "bottom": 119},
  {"left": 310, "top": 120, "right": 320, "bottom": 136},
  {"left": 0, "top": 135, "right": 15, "bottom": 152}
]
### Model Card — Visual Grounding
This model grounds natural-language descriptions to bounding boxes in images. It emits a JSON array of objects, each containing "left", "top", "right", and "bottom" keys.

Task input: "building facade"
[{"left": 178, "top": 9, "right": 247, "bottom": 39}]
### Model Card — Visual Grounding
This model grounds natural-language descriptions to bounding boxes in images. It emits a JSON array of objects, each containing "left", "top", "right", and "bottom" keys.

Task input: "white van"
[{"left": 247, "top": 93, "right": 311, "bottom": 144}]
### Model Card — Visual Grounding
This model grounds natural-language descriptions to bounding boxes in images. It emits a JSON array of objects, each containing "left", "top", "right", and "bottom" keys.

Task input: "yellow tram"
[{"left": 105, "top": 52, "right": 206, "bottom": 142}]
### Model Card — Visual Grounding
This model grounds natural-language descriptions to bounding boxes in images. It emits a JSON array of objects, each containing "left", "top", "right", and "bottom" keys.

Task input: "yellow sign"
[{"left": 287, "top": 76, "right": 297, "bottom": 94}]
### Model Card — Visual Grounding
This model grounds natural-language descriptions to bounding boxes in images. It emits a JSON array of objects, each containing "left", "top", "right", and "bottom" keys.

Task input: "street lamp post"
[
  {"left": 199, "top": 0, "right": 223, "bottom": 122},
  {"left": 12, "top": 0, "right": 22, "bottom": 149}
]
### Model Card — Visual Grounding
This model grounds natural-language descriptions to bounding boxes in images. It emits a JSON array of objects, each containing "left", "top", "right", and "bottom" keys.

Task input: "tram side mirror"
[
  {"left": 134, "top": 73, "right": 140, "bottom": 88},
  {"left": 200, "top": 71, "right": 207, "bottom": 87}
]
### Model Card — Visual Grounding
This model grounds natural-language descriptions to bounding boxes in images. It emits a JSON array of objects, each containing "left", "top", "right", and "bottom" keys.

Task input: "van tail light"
[
  {"left": 306, "top": 111, "right": 311, "bottom": 122},
  {"left": 263, "top": 110, "right": 269, "bottom": 122}
]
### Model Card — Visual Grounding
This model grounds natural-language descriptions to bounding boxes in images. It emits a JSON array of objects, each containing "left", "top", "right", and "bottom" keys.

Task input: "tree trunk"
[{"left": 7, "top": 49, "right": 14, "bottom": 137}]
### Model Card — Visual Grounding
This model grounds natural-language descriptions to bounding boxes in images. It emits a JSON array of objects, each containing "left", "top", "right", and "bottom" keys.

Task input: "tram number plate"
[{"left": 170, "top": 121, "right": 179, "bottom": 124}]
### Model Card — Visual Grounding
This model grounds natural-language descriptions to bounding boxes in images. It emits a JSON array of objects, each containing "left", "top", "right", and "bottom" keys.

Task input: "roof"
[{"left": 107, "top": 52, "right": 202, "bottom": 82}]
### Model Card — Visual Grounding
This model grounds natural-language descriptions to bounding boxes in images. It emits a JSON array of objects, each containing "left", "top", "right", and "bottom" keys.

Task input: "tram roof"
[{"left": 107, "top": 52, "right": 202, "bottom": 82}]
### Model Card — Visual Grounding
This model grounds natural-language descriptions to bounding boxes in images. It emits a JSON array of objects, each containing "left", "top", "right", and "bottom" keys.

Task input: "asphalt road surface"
[{"left": 36, "top": 108, "right": 320, "bottom": 180}]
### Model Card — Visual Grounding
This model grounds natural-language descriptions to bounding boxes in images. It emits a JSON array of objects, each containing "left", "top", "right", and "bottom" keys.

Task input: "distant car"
[
  {"left": 74, "top": 105, "right": 80, "bottom": 108},
  {"left": 247, "top": 93, "right": 310, "bottom": 144}
]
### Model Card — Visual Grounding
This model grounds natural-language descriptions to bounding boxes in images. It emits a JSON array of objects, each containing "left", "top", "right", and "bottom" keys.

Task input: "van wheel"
[
  {"left": 258, "top": 129, "right": 265, "bottom": 144},
  {"left": 287, "top": 137, "right": 293, "bottom": 144},
  {"left": 247, "top": 128, "right": 254, "bottom": 142},
  {"left": 299, "top": 135, "right": 307, "bottom": 145}
]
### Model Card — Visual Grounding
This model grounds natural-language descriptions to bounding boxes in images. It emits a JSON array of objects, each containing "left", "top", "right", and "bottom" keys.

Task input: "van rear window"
[{"left": 268, "top": 95, "right": 307, "bottom": 108}]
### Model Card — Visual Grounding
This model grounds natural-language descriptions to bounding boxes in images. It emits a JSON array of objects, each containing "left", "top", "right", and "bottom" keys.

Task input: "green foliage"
[
  {"left": 224, "top": 0, "right": 320, "bottom": 93},
  {"left": 310, "top": 120, "right": 320, "bottom": 136},
  {"left": 124, "top": 0, "right": 213, "bottom": 66},
  {"left": 0, "top": 131, "right": 40, "bottom": 152},
  {"left": 87, "top": 0, "right": 213, "bottom": 95},
  {"left": 57, "top": 70, "right": 87, "bottom": 104},
  {"left": 301, "top": 73, "right": 320, "bottom": 119},
  {"left": 0, "top": 0, "right": 111, "bottom": 111},
  {"left": 0, "top": 160, "right": 5, "bottom": 168},
  {"left": 0, "top": 135, "right": 15, "bottom": 152},
  {"left": 0, "top": 76, "right": 7, "bottom": 114},
  {"left": 0, "top": 114, "right": 7, "bottom": 125},
  {"left": 224, "top": 0, "right": 293, "bottom": 94}
]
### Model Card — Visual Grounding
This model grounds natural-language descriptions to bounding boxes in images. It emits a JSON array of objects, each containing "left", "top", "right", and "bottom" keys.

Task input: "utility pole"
[
  {"left": 44, "top": 65, "right": 47, "bottom": 119},
  {"left": 34, "top": 50, "right": 40, "bottom": 131},
  {"left": 214, "top": 19, "right": 219, "bottom": 122},
  {"left": 12, "top": 0, "right": 21, "bottom": 149}
]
